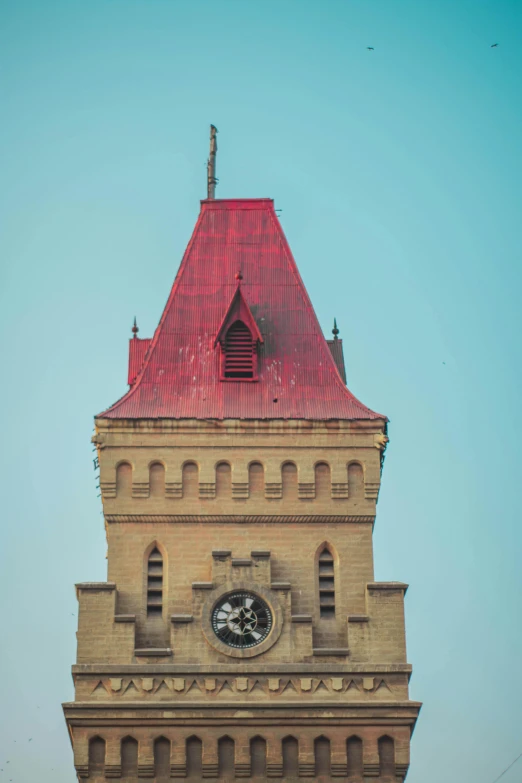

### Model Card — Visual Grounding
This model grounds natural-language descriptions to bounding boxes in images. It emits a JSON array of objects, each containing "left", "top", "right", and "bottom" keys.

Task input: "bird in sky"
[
  {"left": 367, "top": 46, "right": 374, "bottom": 50},
  {"left": 491, "top": 43, "right": 499, "bottom": 47}
]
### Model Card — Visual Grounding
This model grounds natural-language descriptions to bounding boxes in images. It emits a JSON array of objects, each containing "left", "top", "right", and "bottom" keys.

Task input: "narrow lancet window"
[
  {"left": 318, "top": 546, "right": 335, "bottom": 618},
  {"left": 147, "top": 547, "right": 163, "bottom": 616},
  {"left": 378, "top": 736, "right": 395, "bottom": 777}
]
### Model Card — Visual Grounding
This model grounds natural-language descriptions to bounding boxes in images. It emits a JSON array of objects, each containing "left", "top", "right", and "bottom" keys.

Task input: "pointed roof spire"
[
  {"left": 332, "top": 318, "right": 339, "bottom": 340},
  {"left": 207, "top": 125, "right": 218, "bottom": 199},
  {"left": 99, "top": 199, "right": 384, "bottom": 421},
  {"left": 132, "top": 316, "right": 139, "bottom": 338}
]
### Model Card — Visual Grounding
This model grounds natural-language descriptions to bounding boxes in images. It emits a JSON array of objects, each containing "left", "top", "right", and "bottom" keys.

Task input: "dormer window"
[
  {"left": 214, "top": 279, "right": 263, "bottom": 383},
  {"left": 224, "top": 320, "right": 254, "bottom": 379}
]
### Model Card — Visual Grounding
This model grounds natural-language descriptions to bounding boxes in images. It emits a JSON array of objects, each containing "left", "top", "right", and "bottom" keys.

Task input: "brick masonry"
[{"left": 63, "top": 417, "right": 420, "bottom": 780}]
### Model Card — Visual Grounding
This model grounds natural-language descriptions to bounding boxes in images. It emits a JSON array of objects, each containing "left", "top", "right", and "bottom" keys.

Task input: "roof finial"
[
  {"left": 132, "top": 316, "right": 139, "bottom": 338},
  {"left": 207, "top": 124, "right": 218, "bottom": 199},
  {"left": 235, "top": 270, "right": 243, "bottom": 283},
  {"left": 332, "top": 318, "right": 339, "bottom": 340}
]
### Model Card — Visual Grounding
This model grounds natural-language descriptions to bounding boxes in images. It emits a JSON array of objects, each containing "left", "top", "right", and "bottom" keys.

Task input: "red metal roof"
[{"left": 99, "top": 199, "right": 385, "bottom": 421}]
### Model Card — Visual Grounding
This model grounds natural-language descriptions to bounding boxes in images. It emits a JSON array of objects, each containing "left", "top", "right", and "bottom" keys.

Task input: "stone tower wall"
[{"left": 64, "top": 418, "right": 419, "bottom": 781}]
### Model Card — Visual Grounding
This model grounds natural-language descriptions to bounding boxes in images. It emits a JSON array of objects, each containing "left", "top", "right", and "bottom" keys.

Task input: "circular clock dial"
[{"left": 211, "top": 592, "right": 272, "bottom": 648}]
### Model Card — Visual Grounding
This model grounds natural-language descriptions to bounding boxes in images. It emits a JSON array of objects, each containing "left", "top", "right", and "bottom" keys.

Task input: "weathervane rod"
[{"left": 207, "top": 124, "right": 218, "bottom": 199}]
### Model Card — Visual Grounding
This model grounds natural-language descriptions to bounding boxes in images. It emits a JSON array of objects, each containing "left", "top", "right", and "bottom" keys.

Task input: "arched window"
[
  {"left": 315, "top": 462, "right": 331, "bottom": 499},
  {"left": 116, "top": 462, "right": 132, "bottom": 497},
  {"left": 147, "top": 546, "right": 163, "bottom": 617},
  {"left": 250, "top": 736, "right": 266, "bottom": 778},
  {"left": 149, "top": 462, "right": 165, "bottom": 497},
  {"left": 224, "top": 320, "right": 254, "bottom": 378},
  {"left": 218, "top": 736, "right": 235, "bottom": 778},
  {"left": 182, "top": 462, "right": 199, "bottom": 499},
  {"left": 121, "top": 736, "right": 138, "bottom": 777},
  {"left": 249, "top": 462, "right": 265, "bottom": 499},
  {"left": 215, "top": 462, "right": 231, "bottom": 498},
  {"left": 314, "top": 736, "right": 331, "bottom": 777},
  {"left": 347, "top": 736, "right": 363, "bottom": 778},
  {"left": 282, "top": 736, "right": 298, "bottom": 778},
  {"left": 378, "top": 736, "right": 395, "bottom": 777},
  {"left": 186, "top": 736, "right": 202, "bottom": 780},
  {"left": 318, "top": 546, "right": 335, "bottom": 618},
  {"left": 282, "top": 462, "right": 298, "bottom": 500},
  {"left": 348, "top": 463, "right": 364, "bottom": 498},
  {"left": 88, "top": 736, "right": 105, "bottom": 774},
  {"left": 154, "top": 737, "right": 170, "bottom": 779}
]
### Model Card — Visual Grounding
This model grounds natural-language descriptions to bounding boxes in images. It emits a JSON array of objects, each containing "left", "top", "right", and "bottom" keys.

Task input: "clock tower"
[{"left": 64, "top": 144, "right": 420, "bottom": 780}]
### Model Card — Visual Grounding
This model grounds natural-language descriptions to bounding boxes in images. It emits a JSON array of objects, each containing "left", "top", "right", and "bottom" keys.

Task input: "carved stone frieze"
[{"left": 86, "top": 675, "right": 395, "bottom": 698}]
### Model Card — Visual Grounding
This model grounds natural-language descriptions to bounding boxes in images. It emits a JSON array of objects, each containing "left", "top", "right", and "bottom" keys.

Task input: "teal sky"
[{"left": 1, "top": 0, "right": 521, "bottom": 780}]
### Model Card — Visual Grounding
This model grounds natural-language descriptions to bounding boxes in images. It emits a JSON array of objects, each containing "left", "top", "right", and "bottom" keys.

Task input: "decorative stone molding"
[
  {"left": 298, "top": 482, "right": 315, "bottom": 499},
  {"left": 331, "top": 482, "right": 349, "bottom": 499},
  {"left": 299, "top": 761, "right": 315, "bottom": 777},
  {"left": 199, "top": 482, "right": 216, "bottom": 499},
  {"left": 165, "top": 481, "right": 182, "bottom": 498},
  {"left": 84, "top": 675, "right": 395, "bottom": 698},
  {"left": 171, "top": 614, "right": 193, "bottom": 624},
  {"left": 265, "top": 482, "right": 282, "bottom": 499},
  {"left": 76, "top": 581, "right": 116, "bottom": 593},
  {"left": 364, "top": 481, "right": 380, "bottom": 500},
  {"left": 312, "top": 648, "right": 349, "bottom": 657},
  {"left": 131, "top": 481, "right": 149, "bottom": 498},
  {"left": 348, "top": 614, "right": 369, "bottom": 623},
  {"left": 367, "top": 581, "right": 409, "bottom": 593},
  {"left": 100, "top": 480, "right": 116, "bottom": 499},
  {"left": 104, "top": 514, "right": 376, "bottom": 524},
  {"left": 232, "top": 482, "right": 249, "bottom": 499},
  {"left": 114, "top": 614, "right": 136, "bottom": 623},
  {"left": 134, "top": 648, "right": 172, "bottom": 657},
  {"left": 291, "top": 614, "right": 312, "bottom": 623}
]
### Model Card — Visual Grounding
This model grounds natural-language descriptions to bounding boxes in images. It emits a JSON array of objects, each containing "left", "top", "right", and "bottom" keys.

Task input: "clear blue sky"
[{"left": 1, "top": 0, "right": 521, "bottom": 780}]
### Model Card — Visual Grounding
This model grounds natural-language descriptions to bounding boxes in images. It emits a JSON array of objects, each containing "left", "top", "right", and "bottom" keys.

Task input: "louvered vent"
[
  {"left": 147, "top": 547, "right": 163, "bottom": 616},
  {"left": 318, "top": 547, "right": 335, "bottom": 618},
  {"left": 224, "top": 320, "right": 254, "bottom": 379}
]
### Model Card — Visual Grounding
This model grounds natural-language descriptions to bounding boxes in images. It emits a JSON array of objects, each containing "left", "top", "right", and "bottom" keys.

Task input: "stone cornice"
[
  {"left": 63, "top": 700, "right": 422, "bottom": 725},
  {"left": 95, "top": 418, "right": 386, "bottom": 436},
  {"left": 105, "top": 514, "right": 376, "bottom": 524},
  {"left": 72, "top": 663, "right": 413, "bottom": 675},
  {"left": 65, "top": 700, "right": 421, "bottom": 710}
]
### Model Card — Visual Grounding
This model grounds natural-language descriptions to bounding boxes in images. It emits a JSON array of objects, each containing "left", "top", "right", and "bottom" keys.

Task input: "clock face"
[{"left": 211, "top": 591, "right": 272, "bottom": 649}]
